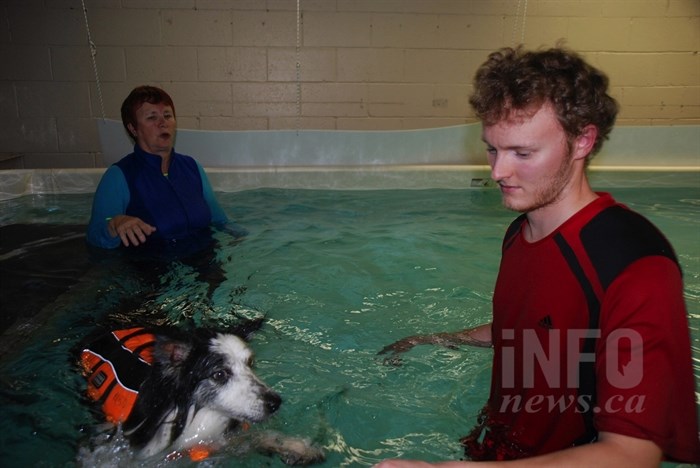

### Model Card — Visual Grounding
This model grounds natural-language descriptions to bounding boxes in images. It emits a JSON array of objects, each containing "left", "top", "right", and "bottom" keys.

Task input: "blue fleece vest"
[{"left": 116, "top": 146, "right": 212, "bottom": 242}]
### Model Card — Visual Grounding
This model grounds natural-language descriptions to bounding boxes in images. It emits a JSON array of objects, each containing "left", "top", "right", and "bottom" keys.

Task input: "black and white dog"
[{"left": 78, "top": 319, "right": 324, "bottom": 464}]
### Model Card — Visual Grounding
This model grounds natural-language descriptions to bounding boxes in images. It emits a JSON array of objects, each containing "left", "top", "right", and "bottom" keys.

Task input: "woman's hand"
[{"left": 108, "top": 215, "right": 156, "bottom": 247}]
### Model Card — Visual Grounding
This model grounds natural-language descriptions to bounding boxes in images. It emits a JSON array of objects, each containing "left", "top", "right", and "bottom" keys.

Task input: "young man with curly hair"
[{"left": 377, "top": 46, "right": 699, "bottom": 467}]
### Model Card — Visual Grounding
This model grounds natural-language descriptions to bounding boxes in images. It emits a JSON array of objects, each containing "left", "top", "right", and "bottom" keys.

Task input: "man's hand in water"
[{"left": 378, "top": 324, "right": 492, "bottom": 366}]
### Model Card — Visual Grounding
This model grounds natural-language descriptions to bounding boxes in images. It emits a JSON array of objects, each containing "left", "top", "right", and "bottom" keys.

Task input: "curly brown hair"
[
  {"left": 120, "top": 86, "right": 176, "bottom": 140},
  {"left": 469, "top": 46, "right": 618, "bottom": 156}
]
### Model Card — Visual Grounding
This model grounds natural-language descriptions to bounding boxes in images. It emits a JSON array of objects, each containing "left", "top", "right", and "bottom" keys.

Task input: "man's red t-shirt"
[{"left": 465, "top": 193, "right": 699, "bottom": 462}]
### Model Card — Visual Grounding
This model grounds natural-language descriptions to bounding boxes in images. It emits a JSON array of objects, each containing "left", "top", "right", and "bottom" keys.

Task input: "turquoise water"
[{"left": 0, "top": 186, "right": 698, "bottom": 467}]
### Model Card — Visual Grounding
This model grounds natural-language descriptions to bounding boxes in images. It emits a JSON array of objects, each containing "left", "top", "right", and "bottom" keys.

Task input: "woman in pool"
[{"left": 87, "top": 85, "right": 228, "bottom": 250}]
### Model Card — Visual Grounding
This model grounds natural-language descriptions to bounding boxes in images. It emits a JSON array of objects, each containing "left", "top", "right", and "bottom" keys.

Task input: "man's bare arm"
[{"left": 378, "top": 323, "right": 492, "bottom": 357}]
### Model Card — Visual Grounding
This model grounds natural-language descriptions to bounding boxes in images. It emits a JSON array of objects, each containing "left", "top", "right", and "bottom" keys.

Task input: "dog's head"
[
  {"left": 154, "top": 330, "right": 282, "bottom": 426},
  {"left": 81, "top": 319, "right": 284, "bottom": 457}
]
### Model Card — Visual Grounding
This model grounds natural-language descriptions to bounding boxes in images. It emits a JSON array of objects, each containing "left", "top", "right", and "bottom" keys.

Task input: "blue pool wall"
[
  {"left": 97, "top": 119, "right": 700, "bottom": 168},
  {"left": 0, "top": 122, "right": 698, "bottom": 200}
]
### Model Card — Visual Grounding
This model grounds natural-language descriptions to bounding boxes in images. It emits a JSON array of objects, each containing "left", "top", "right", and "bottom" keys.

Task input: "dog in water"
[{"left": 78, "top": 319, "right": 324, "bottom": 464}]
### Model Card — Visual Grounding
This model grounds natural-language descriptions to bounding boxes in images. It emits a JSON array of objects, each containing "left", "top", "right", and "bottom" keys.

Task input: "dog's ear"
[
  {"left": 162, "top": 341, "right": 191, "bottom": 364},
  {"left": 228, "top": 316, "right": 265, "bottom": 341},
  {"left": 153, "top": 337, "right": 192, "bottom": 378}
]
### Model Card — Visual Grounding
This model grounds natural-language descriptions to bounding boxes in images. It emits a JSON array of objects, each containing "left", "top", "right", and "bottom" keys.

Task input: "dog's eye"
[{"left": 211, "top": 369, "right": 231, "bottom": 384}]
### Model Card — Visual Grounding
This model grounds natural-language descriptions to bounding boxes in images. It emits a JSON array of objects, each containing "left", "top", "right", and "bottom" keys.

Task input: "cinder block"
[
  {"left": 57, "top": 117, "right": 101, "bottom": 152},
  {"left": 52, "top": 46, "right": 96, "bottom": 82},
  {"left": 233, "top": 11, "right": 297, "bottom": 47},
  {"left": 0, "top": 117, "right": 58, "bottom": 152},
  {"left": 527, "top": 1, "right": 601, "bottom": 17},
  {"left": 432, "top": 84, "right": 470, "bottom": 116},
  {"left": 651, "top": 53, "right": 700, "bottom": 86},
  {"left": 591, "top": 53, "right": 657, "bottom": 87},
  {"left": 162, "top": 10, "right": 233, "bottom": 46},
  {"left": 370, "top": 13, "right": 439, "bottom": 48},
  {"left": 304, "top": 12, "right": 372, "bottom": 47},
  {"left": 233, "top": 82, "right": 297, "bottom": 103},
  {"left": 0, "top": 46, "right": 52, "bottom": 80},
  {"left": 304, "top": 102, "right": 366, "bottom": 117},
  {"left": 174, "top": 116, "right": 201, "bottom": 130},
  {"left": 268, "top": 0, "right": 337, "bottom": 12},
  {"left": 615, "top": 117, "right": 653, "bottom": 126},
  {"left": 0, "top": 82, "right": 18, "bottom": 118},
  {"left": 89, "top": 82, "right": 138, "bottom": 120},
  {"left": 52, "top": 46, "right": 126, "bottom": 82},
  {"left": 267, "top": 48, "right": 298, "bottom": 81},
  {"left": 337, "top": 48, "right": 404, "bottom": 82},
  {"left": 368, "top": 83, "right": 434, "bottom": 117},
  {"left": 2, "top": 0, "right": 43, "bottom": 8},
  {"left": 665, "top": 0, "right": 700, "bottom": 17},
  {"left": 2, "top": 0, "right": 700, "bottom": 152},
  {"left": 234, "top": 102, "right": 297, "bottom": 117},
  {"left": 300, "top": 48, "right": 339, "bottom": 82},
  {"left": 166, "top": 82, "right": 233, "bottom": 117},
  {"left": 93, "top": 47, "right": 127, "bottom": 81},
  {"left": 601, "top": 1, "right": 679, "bottom": 17},
  {"left": 121, "top": 0, "right": 194, "bottom": 8},
  {"left": 515, "top": 17, "right": 568, "bottom": 49},
  {"left": 433, "top": 14, "right": 505, "bottom": 50},
  {"left": 301, "top": 83, "right": 367, "bottom": 104},
  {"left": 126, "top": 47, "right": 198, "bottom": 82},
  {"left": 7, "top": 6, "right": 85, "bottom": 45},
  {"left": 88, "top": 9, "right": 161, "bottom": 46},
  {"left": 198, "top": 47, "right": 267, "bottom": 81},
  {"left": 268, "top": 48, "right": 336, "bottom": 82},
  {"left": 197, "top": 0, "right": 261, "bottom": 10},
  {"left": 16, "top": 82, "right": 91, "bottom": 117},
  {"left": 620, "top": 103, "right": 700, "bottom": 122},
  {"left": 370, "top": 13, "right": 503, "bottom": 50},
  {"left": 0, "top": 10, "right": 10, "bottom": 45},
  {"left": 404, "top": 50, "right": 472, "bottom": 83},
  {"left": 622, "top": 86, "right": 700, "bottom": 107},
  {"left": 73, "top": 0, "right": 121, "bottom": 7},
  {"left": 338, "top": 0, "right": 513, "bottom": 15},
  {"left": 628, "top": 18, "right": 700, "bottom": 52},
  {"left": 567, "top": 18, "right": 632, "bottom": 52}
]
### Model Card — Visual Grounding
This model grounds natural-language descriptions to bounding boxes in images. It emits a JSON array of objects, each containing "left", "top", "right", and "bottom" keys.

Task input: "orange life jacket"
[{"left": 80, "top": 327, "right": 155, "bottom": 424}]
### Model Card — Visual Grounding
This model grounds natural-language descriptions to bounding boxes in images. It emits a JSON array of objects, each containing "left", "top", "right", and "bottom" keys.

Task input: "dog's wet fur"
[{"left": 78, "top": 319, "right": 324, "bottom": 464}]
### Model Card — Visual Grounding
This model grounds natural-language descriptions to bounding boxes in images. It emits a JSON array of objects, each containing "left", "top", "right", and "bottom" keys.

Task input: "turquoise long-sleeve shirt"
[{"left": 87, "top": 146, "right": 228, "bottom": 249}]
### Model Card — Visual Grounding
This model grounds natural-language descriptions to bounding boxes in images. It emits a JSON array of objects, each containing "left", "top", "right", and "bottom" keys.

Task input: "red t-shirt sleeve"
[{"left": 594, "top": 256, "right": 700, "bottom": 462}]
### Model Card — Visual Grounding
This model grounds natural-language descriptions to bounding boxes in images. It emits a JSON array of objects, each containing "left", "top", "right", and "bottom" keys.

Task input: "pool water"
[{"left": 0, "top": 186, "right": 698, "bottom": 467}]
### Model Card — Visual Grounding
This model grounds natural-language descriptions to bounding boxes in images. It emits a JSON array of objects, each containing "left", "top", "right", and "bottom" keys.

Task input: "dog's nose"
[{"left": 265, "top": 392, "right": 282, "bottom": 414}]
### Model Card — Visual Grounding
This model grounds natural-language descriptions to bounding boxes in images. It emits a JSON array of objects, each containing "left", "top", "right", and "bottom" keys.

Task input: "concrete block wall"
[{"left": 0, "top": 0, "right": 698, "bottom": 169}]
